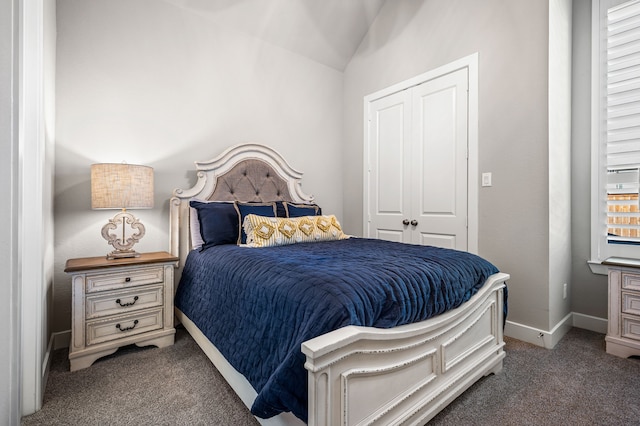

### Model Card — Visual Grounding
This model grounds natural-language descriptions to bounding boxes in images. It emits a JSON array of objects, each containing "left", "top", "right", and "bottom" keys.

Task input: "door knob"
[
  {"left": 402, "top": 219, "right": 410, "bottom": 225},
  {"left": 411, "top": 220, "right": 418, "bottom": 226}
]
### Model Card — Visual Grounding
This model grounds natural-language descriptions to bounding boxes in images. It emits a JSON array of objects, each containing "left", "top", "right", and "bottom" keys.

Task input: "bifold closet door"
[
  {"left": 410, "top": 68, "right": 468, "bottom": 249},
  {"left": 366, "top": 67, "right": 469, "bottom": 250},
  {"left": 366, "top": 89, "right": 412, "bottom": 243}
]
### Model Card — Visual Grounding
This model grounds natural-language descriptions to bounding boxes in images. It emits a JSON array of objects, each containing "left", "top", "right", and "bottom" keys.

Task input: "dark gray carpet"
[
  {"left": 430, "top": 327, "right": 640, "bottom": 425},
  {"left": 22, "top": 326, "right": 259, "bottom": 426},
  {"left": 21, "top": 327, "right": 640, "bottom": 425}
]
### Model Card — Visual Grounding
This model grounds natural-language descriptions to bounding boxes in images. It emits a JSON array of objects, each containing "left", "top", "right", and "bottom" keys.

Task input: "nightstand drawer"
[
  {"left": 85, "top": 266, "right": 164, "bottom": 293},
  {"left": 85, "top": 284, "right": 164, "bottom": 319},
  {"left": 622, "top": 291, "right": 640, "bottom": 316},
  {"left": 622, "top": 273, "right": 640, "bottom": 291},
  {"left": 622, "top": 315, "right": 640, "bottom": 341},
  {"left": 86, "top": 308, "right": 164, "bottom": 346}
]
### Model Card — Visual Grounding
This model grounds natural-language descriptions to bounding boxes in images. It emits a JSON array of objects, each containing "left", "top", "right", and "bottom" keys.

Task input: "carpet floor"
[{"left": 21, "top": 326, "right": 640, "bottom": 425}]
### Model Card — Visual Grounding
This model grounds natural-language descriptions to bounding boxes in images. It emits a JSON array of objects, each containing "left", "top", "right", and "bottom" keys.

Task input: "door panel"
[
  {"left": 411, "top": 68, "right": 468, "bottom": 250},
  {"left": 377, "top": 102, "right": 405, "bottom": 214},
  {"left": 420, "top": 233, "right": 456, "bottom": 249},
  {"left": 417, "top": 86, "right": 458, "bottom": 215},
  {"left": 367, "top": 90, "right": 412, "bottom": 242},
  {"left": 376, "top": 229, "right": 404, "bottom": 243}
]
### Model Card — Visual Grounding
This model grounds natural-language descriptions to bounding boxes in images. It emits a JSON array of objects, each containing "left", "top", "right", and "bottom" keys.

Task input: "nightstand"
[
  {"left": 604, "top": 258, "right": 640, "bottom": 358},
  {"left": 65, "top": 251, "right": 179, "bottom": 371}
]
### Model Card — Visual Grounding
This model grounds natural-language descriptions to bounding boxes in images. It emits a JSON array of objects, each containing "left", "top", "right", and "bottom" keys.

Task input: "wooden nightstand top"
[{"left": 64, "top": 251, "right": 179, "bottom": 273}]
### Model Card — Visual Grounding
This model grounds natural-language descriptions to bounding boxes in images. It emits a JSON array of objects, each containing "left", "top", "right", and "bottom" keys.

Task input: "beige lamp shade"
[{"left": 91, "top": 163, "right": 154, "bottom": 210}]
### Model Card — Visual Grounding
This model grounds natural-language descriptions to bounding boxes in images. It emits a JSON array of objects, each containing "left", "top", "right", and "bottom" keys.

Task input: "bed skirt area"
[{"left": 175, "top": 272, "right": 508, "bottom": 426}]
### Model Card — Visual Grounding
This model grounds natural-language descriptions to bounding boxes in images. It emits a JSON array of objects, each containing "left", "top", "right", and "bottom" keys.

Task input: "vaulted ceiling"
[{"left": 164, "top": 0, "right": 387, "bottom": 71}]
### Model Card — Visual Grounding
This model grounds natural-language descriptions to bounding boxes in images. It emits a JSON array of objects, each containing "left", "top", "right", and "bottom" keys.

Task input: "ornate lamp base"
[
  {"left": 106, "top": 249, "right": 141, "bottom": 260},
  {"left": 101, "top": 210, "right": 145, "bottom": 260}
]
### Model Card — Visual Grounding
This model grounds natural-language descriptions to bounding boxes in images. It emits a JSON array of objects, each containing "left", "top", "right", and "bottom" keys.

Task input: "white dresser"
[
  {"left": 604, "top": 259, "right": 640, "bottom": 358},
  {"left": 65, "top": 251, "right": 179, "bottom": 371}
]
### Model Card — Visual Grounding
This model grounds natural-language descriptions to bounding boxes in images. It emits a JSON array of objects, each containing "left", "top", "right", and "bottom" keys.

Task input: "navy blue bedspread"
[{"left": 174, "top": 238, "right": 500, "bottom": 422}]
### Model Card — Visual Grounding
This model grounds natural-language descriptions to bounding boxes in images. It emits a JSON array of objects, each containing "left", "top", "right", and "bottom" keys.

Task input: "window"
[
  {"left": 607, "top": 169, "right": 640, "bottom": 244},
  {"left": 592, "top": 0, "right": 640, "bottom": 267}
]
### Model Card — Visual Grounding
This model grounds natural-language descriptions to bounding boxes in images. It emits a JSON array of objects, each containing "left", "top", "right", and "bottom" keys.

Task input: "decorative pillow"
[
  {"left": 275, "top": 201, "right": 287, "bottom": 218},
  {"left": 284, "top": 202, "right": 322, "bottom": 217},
  {"left": 243, "top": 214, "right": 349, "bottom": 248},
  {"left": 234, "top": 202, "right": 277, "bottom": 244},
  {"left": 189, "top": 201, "right": 206, "bottom": 250},
  {"left": 189, "top": 200, "right": 239, "bottom": 250}
]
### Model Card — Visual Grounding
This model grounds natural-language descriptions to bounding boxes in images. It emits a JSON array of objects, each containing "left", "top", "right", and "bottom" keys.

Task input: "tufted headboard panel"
[{"left": 209, "top": 159, "right": 293, "bottom": 202}]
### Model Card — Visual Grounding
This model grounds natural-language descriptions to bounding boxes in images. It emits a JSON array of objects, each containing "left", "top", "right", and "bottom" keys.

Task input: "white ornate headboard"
[{"left": 169, "top": 143, "right": 314, "bottom": 275}]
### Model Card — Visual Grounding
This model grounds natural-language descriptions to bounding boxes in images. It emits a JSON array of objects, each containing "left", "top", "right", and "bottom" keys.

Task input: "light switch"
[{"left": 482, "top": 172, "right": 492, "bottom": 187}]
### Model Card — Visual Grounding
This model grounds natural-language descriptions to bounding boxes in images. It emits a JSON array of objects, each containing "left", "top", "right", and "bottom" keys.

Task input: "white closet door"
[
  {"left": 411, "top": 68, "right": 468, "bottom": 250},
  {"left": 367, "top": 90, "right": 412, "bottom": 242},
  {"left": 366, "top": 67, "right": 469, "bottom": 249}
]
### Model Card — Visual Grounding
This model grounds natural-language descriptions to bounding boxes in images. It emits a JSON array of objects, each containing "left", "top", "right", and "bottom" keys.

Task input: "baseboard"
[
  {"left": 44, "top": 330, "right": 72, "bottom": 383},
  {"left": 52, "top": 317, "right": 606, "bottom": 353},
  {"left": 55, "top": 314, "right": 607, "bottom": 352},
  {"left": 505, "top": 313, "right": 572, "bottom": 349},
  {"left": 505, "top": 312, "right": 608, "bottom": 349},
  {"left": 572, "top": 312, "right": 608, "bottom": 334},
  {"left": 42, "top": 333, "right": 54, "bottom": 400},
  {"left": 53, "top": 330, "right": 71, "bottom": 350},
  {"left": 55, "top": 313, "right": 607, "bottom": 352}
]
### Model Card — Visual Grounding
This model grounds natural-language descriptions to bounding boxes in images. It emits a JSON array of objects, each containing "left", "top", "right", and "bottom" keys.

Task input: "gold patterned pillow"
[{"left": 243, "top": 214, "right": 349, "bottom": 247}]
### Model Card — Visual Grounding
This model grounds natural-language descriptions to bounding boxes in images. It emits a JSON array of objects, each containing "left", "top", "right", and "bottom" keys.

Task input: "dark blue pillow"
[
  {"left": 189, "top": 201, "right": 239, "bottom": 250},
  {"left": 284, "top": 202, "right": 321, "bottom": 218},
  {"left": 234, "top": 202, "right": 277, "bottom": 244},
  {"left": 275, "top": 201, "right": 287, "bottom": 218}
]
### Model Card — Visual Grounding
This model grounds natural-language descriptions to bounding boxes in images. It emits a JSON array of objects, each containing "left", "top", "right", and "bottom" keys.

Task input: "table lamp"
[{"left": 91, "top": 163, "right": 154, "bottom": 259}]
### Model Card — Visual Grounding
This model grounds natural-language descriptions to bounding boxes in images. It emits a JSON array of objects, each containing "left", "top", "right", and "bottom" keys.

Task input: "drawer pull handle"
[
  {"left": 116, "top": 320, "right": 139, "bottom": 332},
  {"left": 125, "top": 277, "right": 131, "bottom": 283},
  {"left": 115, "top": 296, "right": 139, "bottom": 307}
]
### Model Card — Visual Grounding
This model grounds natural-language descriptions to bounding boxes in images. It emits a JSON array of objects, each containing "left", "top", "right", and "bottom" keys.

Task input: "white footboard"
[{"left": 302, "top": 272, "right": 509, "bottom": 426}]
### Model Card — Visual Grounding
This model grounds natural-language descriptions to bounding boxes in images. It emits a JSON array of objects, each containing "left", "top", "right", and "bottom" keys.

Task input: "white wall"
[
  {"left": 0, "top": 0, "right": 21, "bottom": 422},
  {"left": 53, "top": 0, "right": 344, "bottom": 334},
  {"left": 548, "top": 0, "right": 573, "bottom": 330},
  {"left": 571, "top": 0, "right": 609, "bottom": 321},
  {"left": 20, "top": 0, "right": 56, "bottom": 416},
  {"left": 52, "top": 0, "right": 609, "bottom": 348},
  {"left": 344, "top": 0, "right": 552, "bottom": 331},
  {"left": 43, "top": 0, "right": 56, "bottom": 382}
]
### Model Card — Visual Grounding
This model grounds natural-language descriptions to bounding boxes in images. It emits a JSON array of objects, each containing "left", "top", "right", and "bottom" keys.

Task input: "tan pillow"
[{"left": 243, "top": 214, "right": 349, "bottom": 247}]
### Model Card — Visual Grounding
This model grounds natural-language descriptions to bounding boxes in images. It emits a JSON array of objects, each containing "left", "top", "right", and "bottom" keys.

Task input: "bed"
[{"left": 169, "top": 143, "right": 509, "bottom": 426}]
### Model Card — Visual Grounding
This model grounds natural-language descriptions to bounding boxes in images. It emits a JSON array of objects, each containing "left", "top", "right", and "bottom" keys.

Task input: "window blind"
[{"left": 606, "top": 0, "right": 640, "bottom": 244}]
